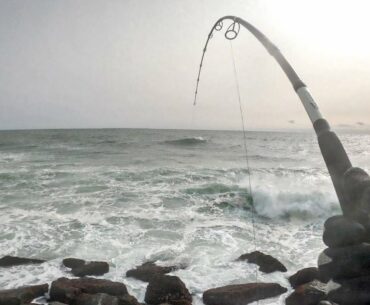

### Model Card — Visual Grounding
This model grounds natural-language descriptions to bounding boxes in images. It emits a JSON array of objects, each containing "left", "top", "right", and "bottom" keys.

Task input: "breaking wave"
[
  {"left": 184, "top": 181, "right": 339, "bottom": 220},
  {"left": 163, "top": 137, "right": 207, "bottom": 146},
  {"left": 252, "top": 187, "right": 340, "bottom": 220}
]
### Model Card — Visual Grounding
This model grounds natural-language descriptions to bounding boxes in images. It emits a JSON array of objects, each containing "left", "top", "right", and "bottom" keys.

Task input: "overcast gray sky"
[{"left": 1, "top": 0, "right": 370, "bottom": 130}]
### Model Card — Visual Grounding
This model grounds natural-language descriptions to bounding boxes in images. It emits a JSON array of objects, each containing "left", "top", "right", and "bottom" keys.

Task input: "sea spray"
[{"left": 0, "top": 129, "right": 369, "bottom": 305}]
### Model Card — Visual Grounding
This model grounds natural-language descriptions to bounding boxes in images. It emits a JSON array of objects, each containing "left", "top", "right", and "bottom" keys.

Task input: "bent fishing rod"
[{"left": 194, "top": 16, "right": 370, "bottom": 219}]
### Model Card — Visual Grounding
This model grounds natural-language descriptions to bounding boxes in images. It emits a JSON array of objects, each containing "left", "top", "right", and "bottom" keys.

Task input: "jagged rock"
[
  {"left": 0, "top": 255, "right": 45, "bottom": 267},
  {"left": 50, "top": 277, "right": 128, "bottom": 303},
  {"left": 289, "top": 267, "right": 320, "bottom": 288},
  {"left": 203, "top": 282, "right": 287, "bottom": 305},
  {"left": 0, "top": 284, "right": 48, "bottom": 305},
  {"left": 323, "top": 216, "right": 367, "bottom": 248},
  {"left": 126, "top": 262, "right": 177, "bottom": 282},
  {"left": 237, "top": 251, "right": 287, "bottom": 273},
  {"left": 63, "top": 258, "right": 86, "bottom": 269},
  {"left": 71, "top": 261, "right": 109, "bottom": 277},
  {"left": 318, "top": 243, "right": 370, "bottom": 282},
  {"left": 285, "top": 280, "right": 327, "bottom": 305},
  {"left": 144, "top": 275, "right": 192, "bottom": 305},
  {"left": 327, "top": 275, "right": 370, "bottom": 304}
]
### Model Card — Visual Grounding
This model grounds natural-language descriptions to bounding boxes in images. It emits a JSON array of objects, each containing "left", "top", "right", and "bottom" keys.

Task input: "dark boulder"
[
  {"left": 318, "top": 301, "right": 338, "bottom": 305},
  {"left": 285, "top": 280, "right": 327, "bottom": 305},
  {"left": 63, "top": 258, "right": 86, "bottom": 269},
  {"left": 57, "top": 292, "right": 140, "bottom": 305},
  {"left": 116, "top": 294, "right": 141, "bottom": 305},
  {"left": 0, "top": 296, "right": 19, "bottom": 305},
  {"left": 50, "top": 277, "right": 128, "bottom": 303},
  {"left": 144, "top": 275, "right": 192, "bottom": 305},
  {"left": 323, "top": 216, "right": 367, "bottom": 248},
  {"left": 237, "top": 251, "right": 287, "bottom": 273},
  {"left": 318, "top": 243, "right": 370, "bottom": 282},
  {"left": 71, "top": 261, "right": 109, "bottom": 277},
  {"left": 73, "top": 293, "right": 123, "bottom": 305},
  {"left": 126, "top": 262, "right": 177, "bottom": 282},
  {"left": 0, "top": 284, "right": 48, "bottom": 305},
  {"left": 0, "top": 255, "right": 45, "bottom": 267},
  {"left": 203, "top": 282, "right": 287, "bottom": 305},
  {"left": 289, "top": 267, "right": 320, "bottom": 288},
  {"left": 327, "top": 275, "right": 370, "bottom": 304}
]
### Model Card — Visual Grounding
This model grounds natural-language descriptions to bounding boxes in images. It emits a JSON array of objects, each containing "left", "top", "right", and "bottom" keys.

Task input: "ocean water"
[{"left": 0, "top": 128, "right": 369, "bottom": 304}]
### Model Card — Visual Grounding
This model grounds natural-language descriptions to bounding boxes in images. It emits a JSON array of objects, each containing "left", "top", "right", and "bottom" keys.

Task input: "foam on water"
[{"left": 0, "top": 129, "right": 369, "bottom": 304}]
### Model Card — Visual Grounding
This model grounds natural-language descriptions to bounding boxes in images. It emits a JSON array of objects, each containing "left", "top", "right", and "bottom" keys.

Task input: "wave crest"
[
  {"left": 185, "top": 181, "right": 339, "bottom": 220},
  {"left": 164, "top": 137, "right": 207, "bottom": 146}
]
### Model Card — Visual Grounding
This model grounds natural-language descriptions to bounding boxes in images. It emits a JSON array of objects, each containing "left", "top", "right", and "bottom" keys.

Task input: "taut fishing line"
[
  {"left": 229, "top": 40, "right": 259, "bottom": 286},
  {"left": 193, "top": 18, "right": 259, "bottom": 286}
]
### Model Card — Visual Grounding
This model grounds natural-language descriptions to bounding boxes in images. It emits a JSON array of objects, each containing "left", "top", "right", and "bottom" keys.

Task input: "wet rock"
[
  {"left": 49, "top": 302, "right": 69, "bottom": 305},
  {"left": 203, "top": 282, "right": 287, "bottom": 305},
  {"left": 323, "top": 216, "right": 366, "bottom": 248},
  {"left": 126, "top": 262, "right": 177, "bottom": 282},
  {"left": 63, "top": 258, "right": 86, "bottom": 269},
  {"left": 285, "top": 280, "right": 327, "bottom": 305},
  {"left": 59, "top": 292, "right": 141, "bottom": 305},
  {"left": 144, "top": 275, "right": 192, "bottom": 305},
  {"left": 318, "top": 243, "right": 370, "bottom": 282},
  {"left": 0, "top": 284, "right": 48, "bottom": 305},
  {"left": 71, "top": 261, "right": 109, "bottom": 277},
  {"left": 0, "top": 255, "right": 45, "bottom": 267},
  {"left": 0, "top": 297, "right": 19, "bottom": 305},
  {"left": 50, "top": 277, "right": 128, "bottom": 303},
  {"left": 237, "top": 251, "right": 287, "bottom": 273},
  {"left": 117, "top": 294, "right": 141, "bottom": 305},
  {"left": 74, "top": 293, "right": 120, "bottom": 305},
  {"left": 327, "top": 275, "right": 370, "bottom": 304},
  {"left": 318, "top": 301, "right": 338, "bottom": 305},
  {"left": 289, "top": 267, "right": 320, "bottom": 288}
]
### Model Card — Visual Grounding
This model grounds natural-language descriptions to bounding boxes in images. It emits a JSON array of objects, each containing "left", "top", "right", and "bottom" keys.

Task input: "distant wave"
[
  {"left": 248, "top": 154, "right": 301, "bottom": 162},
  {"left": 163, "top": 137, "right": 207, "bottom": 146},
  {"left": 96, "top": 140, "right": 117, "bottom": 144}
]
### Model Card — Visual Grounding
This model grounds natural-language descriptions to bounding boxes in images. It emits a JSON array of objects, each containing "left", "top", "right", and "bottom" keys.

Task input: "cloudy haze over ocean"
[{"left": 1, "top": 0, "right": 370, "bottom": 130}]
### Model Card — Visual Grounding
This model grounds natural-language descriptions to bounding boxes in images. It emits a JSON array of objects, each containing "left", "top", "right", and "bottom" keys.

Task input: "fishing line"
[
  {"left": 193, "top": 18, "right": 259, "bottom": 286},
  {"left": 229, "top": 39, "right": 259, "bottom": 287}
]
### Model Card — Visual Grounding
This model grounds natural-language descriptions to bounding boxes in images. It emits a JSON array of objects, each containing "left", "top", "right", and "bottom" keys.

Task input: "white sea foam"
[{"left": 0, "top": 129, "right": 368, "bottom": 304}]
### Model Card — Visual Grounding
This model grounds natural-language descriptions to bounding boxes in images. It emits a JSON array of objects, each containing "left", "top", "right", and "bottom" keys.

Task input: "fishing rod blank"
[{"left": 194, "top": 16, "right": 370, "bottom": 218}]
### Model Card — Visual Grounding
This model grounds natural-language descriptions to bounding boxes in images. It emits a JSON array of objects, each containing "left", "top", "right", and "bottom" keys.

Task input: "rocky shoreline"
[{"left": 1, "top": 213, "right": 370, "bottom": 305}]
